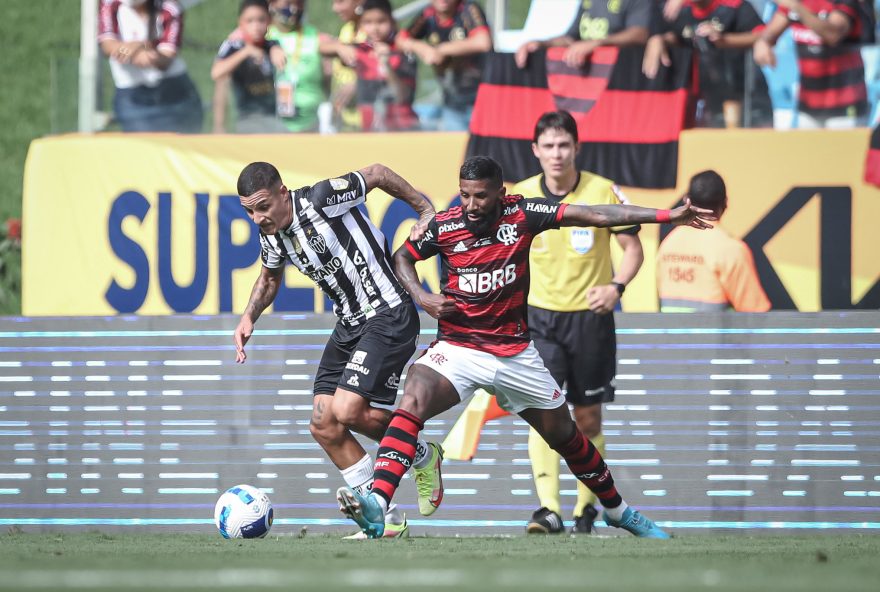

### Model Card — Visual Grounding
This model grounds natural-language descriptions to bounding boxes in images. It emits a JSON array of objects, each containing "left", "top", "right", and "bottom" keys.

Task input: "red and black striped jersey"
[
  {"left": 781, "top": 0, "right": 868, "bottom": 118},
  {"left": 405, "top": 194, "right": 567, "bottom": 357}
]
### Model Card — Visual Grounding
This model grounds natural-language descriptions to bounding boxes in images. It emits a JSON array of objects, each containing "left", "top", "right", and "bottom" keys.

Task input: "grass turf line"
[{"left": 0, "top": 532, "right": 878, "bottom": 591}]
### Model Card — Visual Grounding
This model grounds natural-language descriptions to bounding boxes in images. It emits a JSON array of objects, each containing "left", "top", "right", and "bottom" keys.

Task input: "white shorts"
[{"left": 414, "top": 340, "right": 565, "bottom": 414}]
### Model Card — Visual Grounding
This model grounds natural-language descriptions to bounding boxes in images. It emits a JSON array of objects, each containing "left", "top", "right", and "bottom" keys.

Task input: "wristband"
[
  {"left": 612, "top": 282, "right": 626, "bottom": 296},
  {"left": 655, "top": 209, "right": 671, "bottom": 223}
]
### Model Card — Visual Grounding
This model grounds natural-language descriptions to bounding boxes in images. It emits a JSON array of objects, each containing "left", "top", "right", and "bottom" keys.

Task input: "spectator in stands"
[
  {"left": 642, "top": 0, "right": 774, "bottom": 128},
  {"left": 329, "top": 0, "right": 365, "bottom": 131},
  {"left": 656, "top": 170, "right": 771, "bottom": 312},
  {"left": 397, "top": 0, "right": 493, "bottom": 131},
  {"left": 98, "top": 0, "right": 203, "bottom": 132},
  {"left": 350, "top": 0, "right": 419, "bottom": 131},
  {"left": 515, "top": 0, "right": 652, "bottom": 69},
  {"left": 754, "top": 0, "right": 869, "bottom": 128},
  {"left": 268, "top": 0, "right": 325, "bottom": 132},
  {"left": 211, "top": 0, "right": 289, "bottom": 133}
]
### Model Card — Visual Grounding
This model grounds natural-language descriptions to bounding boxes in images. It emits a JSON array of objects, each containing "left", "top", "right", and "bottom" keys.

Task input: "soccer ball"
[{"left": 214, "top": 484, "right": 274, "bottom": 539}]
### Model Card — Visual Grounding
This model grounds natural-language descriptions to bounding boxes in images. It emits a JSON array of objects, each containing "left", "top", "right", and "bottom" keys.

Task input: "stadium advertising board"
[
  {"left": 23, "top": 133, "right": 467, "bottom": 315},
  {"left": 22, "top": 129, "right": 880, "bottom": 315}
]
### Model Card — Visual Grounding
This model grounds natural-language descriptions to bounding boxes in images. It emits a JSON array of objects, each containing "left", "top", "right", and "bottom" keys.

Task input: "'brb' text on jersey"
[
  {"left": 405, "top": 194, "right": 567, "bottom": 357},
  {"left": 259, "top": 171, "right": 408, "bottom": 325}
]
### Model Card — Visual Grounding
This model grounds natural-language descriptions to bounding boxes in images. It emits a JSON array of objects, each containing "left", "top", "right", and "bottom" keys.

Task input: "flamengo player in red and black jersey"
[
  {"left": 336, "top": 156, "right": 717, "bottom": 539},
  {"left": 754, "top": 0, "right": 869, "bottom": 128}
]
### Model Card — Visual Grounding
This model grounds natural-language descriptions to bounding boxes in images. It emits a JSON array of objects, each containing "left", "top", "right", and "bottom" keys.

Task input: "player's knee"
[
  {"left": 309, "top": 415, "right": 343, "bottom": 445},
  {"left": 330, "top": 405, "right": 362, "bottom": 429}
]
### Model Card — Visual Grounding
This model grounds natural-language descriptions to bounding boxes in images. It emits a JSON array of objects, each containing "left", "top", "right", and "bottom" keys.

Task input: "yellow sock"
[
  {"left": 574, "top": 432, "right": 605, "bottom": 517},
  {"left": 528, "top": 427, "right": 561, "bottom": 515}
]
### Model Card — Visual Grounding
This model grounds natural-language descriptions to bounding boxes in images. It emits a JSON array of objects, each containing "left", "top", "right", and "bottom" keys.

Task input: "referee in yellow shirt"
[{"left": 516, "top": 111, "right": 644, "bottom": 535}]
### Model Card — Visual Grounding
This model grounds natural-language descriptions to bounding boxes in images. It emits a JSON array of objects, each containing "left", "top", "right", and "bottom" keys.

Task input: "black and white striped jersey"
[{"left": 259, "top": 171, "right": 409, "bottom": 325}]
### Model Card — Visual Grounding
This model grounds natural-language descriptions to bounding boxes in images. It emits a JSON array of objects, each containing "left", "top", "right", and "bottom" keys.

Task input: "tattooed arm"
[
  {"left": 359, "top": 163, "right": 435, "bottom": 239},
  {"left": 233, "top": 265, "right": 283, "bottom": 363},
  {"left": 560, "top": 198, "right": 716, "bottom": 229}
]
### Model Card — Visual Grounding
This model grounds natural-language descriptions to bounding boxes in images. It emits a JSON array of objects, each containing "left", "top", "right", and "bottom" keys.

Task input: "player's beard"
[
  {"left": 463, "top": 216, "right": 492, "bottom": 236},
  {"left": 463, "top": 206, "right": 501, "bottom": 237}
]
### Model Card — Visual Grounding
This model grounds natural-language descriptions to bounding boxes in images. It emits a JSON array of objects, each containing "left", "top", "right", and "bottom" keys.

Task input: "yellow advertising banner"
[
  {"left": 22, "top": 129, "right": 880, "bottom": 315},
  {"left": 23, "top": 133, "right": 468, "bottom": 316}
]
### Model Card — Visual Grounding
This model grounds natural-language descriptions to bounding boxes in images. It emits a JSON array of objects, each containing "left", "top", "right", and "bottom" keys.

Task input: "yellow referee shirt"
[{"left": 514, "top": 172, "right": 637, "bottom": 312}]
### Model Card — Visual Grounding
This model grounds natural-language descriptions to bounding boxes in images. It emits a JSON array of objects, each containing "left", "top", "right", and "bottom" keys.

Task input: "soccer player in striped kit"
[
  {"left": 337, "top": 155, "right": 716, "bottom": 539},
  {"left": 234, "top": 162, "right": 445, "bottom": 537}
]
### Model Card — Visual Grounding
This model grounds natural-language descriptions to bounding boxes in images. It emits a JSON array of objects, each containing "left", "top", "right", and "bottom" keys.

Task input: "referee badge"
[{"left": 570, "top": 228, "right": 594, "bottom": 254}]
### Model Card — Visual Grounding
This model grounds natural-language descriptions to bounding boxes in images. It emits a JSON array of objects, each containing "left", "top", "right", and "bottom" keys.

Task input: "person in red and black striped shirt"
[
  {"left": 335, "top": 156, "right": 716, "bottom": 539},
  {"left": 352, "top": 0, "right": 419, "bottom": 131},
  {"left": 755, "top": 0, "right": 869, "bottom": 127}
]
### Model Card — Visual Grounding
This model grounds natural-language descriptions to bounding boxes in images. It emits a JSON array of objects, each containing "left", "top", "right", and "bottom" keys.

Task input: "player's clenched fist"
[{"left": 418, "top": 293, "right": 458, "bottom": 320}]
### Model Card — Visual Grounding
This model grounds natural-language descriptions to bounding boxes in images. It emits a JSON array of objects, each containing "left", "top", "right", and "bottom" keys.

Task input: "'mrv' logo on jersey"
[
  {"left": 326, "top": 189, "right": 359, "bottom": 206},
  {"left": 438, "top": 221, "right": 465, "bottom": 234},
  {"left": 459, "top": 263, "right": 517, "bottom": 294},
  {"left": 525, "top": 202, "right": 557, "bottom": 214},
  {"left": 306, "top": 256, "right": 343, "bottom": 282}
]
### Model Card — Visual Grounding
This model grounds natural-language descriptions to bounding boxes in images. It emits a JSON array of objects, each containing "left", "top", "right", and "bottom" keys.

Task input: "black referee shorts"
[
  {"left": 528, "top": 305, "right": 616, "bottom": 407},
  {"left": 313, "top": 300, "right": 419, "bottom": 405}
]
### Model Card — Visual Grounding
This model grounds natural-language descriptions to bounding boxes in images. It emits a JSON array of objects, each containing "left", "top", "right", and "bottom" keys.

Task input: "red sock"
[
  {"left": 555, "top": 430, "right": 622, "bottom": 509},
  {"left": 371, "top": 409, "right": 423, "bottom": 505}
]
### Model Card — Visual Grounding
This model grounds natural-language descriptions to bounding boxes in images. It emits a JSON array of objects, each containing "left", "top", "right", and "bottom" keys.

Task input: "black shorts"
[
  {"left": 313, "top": 301, "right": 419, "bottom": 405},
  {"left": 528, "top": 305, "right": 616, "bottom": 407}
]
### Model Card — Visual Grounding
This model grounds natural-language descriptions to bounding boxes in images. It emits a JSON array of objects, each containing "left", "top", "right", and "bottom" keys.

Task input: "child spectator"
[
  {"left": 211, "top": 0, "right": 288, "bottom": 133},
  {"left": 353, "top": 0, "right": 419, "bottom": 131},
  {"left": 268, "top": 0, "right": 325, "bottom": 132}
]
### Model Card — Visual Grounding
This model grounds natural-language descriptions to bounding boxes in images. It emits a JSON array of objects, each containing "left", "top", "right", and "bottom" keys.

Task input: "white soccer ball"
[{"left": 214, "top": 484, "right": 274, "bottom": 539}]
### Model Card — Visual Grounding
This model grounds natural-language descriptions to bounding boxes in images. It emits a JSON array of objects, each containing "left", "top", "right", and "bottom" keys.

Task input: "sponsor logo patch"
[
  {"left": 525, "top": 201, "right": 557, "bottom": 214},
  {"left": 458, "top": 263, "right": 517, "bottom": 294},
  {"left": 351, "top": 350, "right": 367, "bottom": 364},
  {"left": 378, "top": 449, "right": 412, "bottom": 468},
  {"left": 347, "top": 374, "right": 360, "bottom": 387},
  {"left": 438, "top": 221, "right": 465, "bottom": 234}
]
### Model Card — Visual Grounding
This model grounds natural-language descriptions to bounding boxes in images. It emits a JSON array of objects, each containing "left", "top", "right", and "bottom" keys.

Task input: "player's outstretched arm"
[
  {"left": 234, "top": 265, "right": 283, "bottom": 363},
  {"left": 560, "top": 198, "right": 716, "bottom": 229},
  {"left": 359, "top": 164, "right": 435, "bottom": 238},
  {"left": 393, "top": 245, "right": 457, "bottom": 320}
]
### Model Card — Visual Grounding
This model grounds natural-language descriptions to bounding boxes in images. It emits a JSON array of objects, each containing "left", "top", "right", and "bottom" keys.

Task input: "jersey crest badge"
[
  {"left": 309, "top": 234, "right": 327, "bottom": 254},
  {"left": 570, "top": 228, "right": 594, "bottom": 254},
  {"left": 496, "top": 224, "right": 519, "bottom": 246}
]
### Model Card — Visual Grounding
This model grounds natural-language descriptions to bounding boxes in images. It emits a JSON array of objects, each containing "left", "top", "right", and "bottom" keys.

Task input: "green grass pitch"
[{"left": 1, "top": 532, "right": 878, "bottom": 591}]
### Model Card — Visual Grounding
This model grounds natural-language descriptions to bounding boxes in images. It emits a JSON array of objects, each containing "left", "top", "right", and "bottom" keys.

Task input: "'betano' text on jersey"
[
  {"left": 259, "top": 171, "right": 408, "bottom": 325},
  {"left": 405, "top": 195, "right": 567, "bottom": 356}
]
